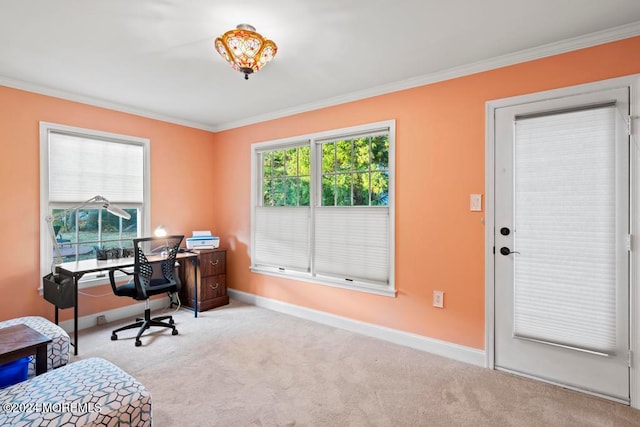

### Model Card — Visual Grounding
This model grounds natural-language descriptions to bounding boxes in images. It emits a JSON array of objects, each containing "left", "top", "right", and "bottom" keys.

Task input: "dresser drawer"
[
  {"left": 201, "top": 275, "right": 226, "bottom": 300},
  {"left": 179, "top": 248, "right": 229, "bottom": 312},
  {"left": 199, "top": 251, "right": 226, "bottom": 277}
]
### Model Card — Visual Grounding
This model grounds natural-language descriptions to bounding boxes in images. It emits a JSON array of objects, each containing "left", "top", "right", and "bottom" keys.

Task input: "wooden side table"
[{"left": 0, "top": 324, "right": 52, "bottom": 375}]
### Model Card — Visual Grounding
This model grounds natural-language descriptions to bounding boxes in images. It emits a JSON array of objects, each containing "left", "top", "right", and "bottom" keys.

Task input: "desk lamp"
[
  {"left": 45, "top": 195, "right": 131, "bottom": 270},
  {"left": 153, "top": 225, "right": 172, "bottom": 257},
  {"left": 153, "top": 225, "right": 167, "bottom": 237}
]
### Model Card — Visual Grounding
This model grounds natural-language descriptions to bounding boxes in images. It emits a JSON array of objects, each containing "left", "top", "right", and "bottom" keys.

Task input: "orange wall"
[
  {"left": 0, "top": 86, "right": 216, "bottom": 322},
  {"left": 3, "top": 36, "right": 640, "bottom": 350},
  {"left": 211, "top": 36, "right": 640, "bottom": 350}
]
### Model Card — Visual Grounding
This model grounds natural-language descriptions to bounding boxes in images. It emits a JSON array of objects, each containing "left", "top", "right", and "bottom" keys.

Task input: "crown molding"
[
  {"left": 0, "top": 76, "right": 217, "bottom": 132},
  {"left": 2, "top": 21, "right": 640, "bottom": 133},
  {"left": 212, "top": 20, "right": 640, "bottom": 132}
]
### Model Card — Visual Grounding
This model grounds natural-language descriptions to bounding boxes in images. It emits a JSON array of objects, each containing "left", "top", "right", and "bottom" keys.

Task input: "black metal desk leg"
[
  {"left": 73, "top": 276, "right": 78, "bottom": 355},
  {"left": 54, "top": 277, "right": 78, "bottom": 355}
]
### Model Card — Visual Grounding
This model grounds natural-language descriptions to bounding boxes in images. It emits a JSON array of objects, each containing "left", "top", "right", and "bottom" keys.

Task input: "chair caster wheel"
[
  {"left": 172, "top": 329, "right": 179, "bottom": 336},
  {"left": 111, "top": 334, "right": 118, "bottom": 341},
  {"left": 135, "top": 340, "right": 142, "bottom": 347},
  {"left": 169, "top": 319, "right": 175, "bottom": 325}
]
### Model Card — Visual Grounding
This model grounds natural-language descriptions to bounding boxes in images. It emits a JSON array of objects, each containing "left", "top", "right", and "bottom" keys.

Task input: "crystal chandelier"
[{"left": 214, "top": 24, "right": 278, "bottom": 80}]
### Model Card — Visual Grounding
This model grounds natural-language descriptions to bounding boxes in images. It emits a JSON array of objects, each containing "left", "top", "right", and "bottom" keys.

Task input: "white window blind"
[
  {"left": 314, "top": 206, "right": 389, "bottom": 284},
  {"left": 49, "top": 132, "right": 144, "bottom": 203},
  {"left": 254, "top": 206, "right": 310, "bottom": 272},
  {"left": 513, "top": 105, "right": 618, "bottom": 353}
]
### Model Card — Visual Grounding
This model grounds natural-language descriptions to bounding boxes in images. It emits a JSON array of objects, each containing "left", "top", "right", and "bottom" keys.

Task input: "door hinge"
[
  {"left": 627, "top": 116, "right": 632, "bottom": 136},
  {"left": 629, "top": 350, "right": 633, "bottom": 368},
  {"left": 627, "top": 234, "right": 633, "bottom": 252}
]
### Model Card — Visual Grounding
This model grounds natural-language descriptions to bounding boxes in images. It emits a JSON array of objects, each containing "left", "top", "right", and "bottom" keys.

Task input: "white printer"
[{"left": 186, "top": 230, "right": 220, "bottom": 250}]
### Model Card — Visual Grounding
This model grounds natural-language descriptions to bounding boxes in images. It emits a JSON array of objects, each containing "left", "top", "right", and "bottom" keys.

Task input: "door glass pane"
[{"left": 513, "top": 106, "right": 617, "bottom": 353}]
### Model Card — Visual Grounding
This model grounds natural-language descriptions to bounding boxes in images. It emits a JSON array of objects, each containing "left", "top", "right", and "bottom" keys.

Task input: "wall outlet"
[
  {"left": 96, "top": 315, "right": 107, "bottom": 326},
  {"left": 433, "top": 290, "right": 444, "bottom": 308}
]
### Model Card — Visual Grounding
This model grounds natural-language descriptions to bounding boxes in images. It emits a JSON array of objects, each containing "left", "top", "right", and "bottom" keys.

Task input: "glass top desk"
[{"left": 53, "top": 251, "right": 198, "bottom": 355}]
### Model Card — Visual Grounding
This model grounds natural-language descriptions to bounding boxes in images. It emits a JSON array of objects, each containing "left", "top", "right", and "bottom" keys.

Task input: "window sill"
[{"left": 250, "top": 267, "right": 396, "bottom": 297}]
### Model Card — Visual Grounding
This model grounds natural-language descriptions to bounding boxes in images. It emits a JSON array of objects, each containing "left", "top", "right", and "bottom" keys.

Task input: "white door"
[{"left": 494, "top": 87, "right": 630, "bottom": 403}]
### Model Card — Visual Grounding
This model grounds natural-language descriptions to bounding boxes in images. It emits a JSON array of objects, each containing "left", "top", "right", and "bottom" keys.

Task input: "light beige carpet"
[{"left": 71, "top": 299, "right": 640, "bottom": 426}]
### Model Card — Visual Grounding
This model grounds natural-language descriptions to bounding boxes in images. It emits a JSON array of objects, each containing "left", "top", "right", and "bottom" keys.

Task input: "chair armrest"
[
  {"left": 108, "top": 268, "right": 134, "bottom": 293},
  {"left": 114, "top": 268, "right": 135, "bottom": 276},
  {"left": 108, "top": 268, "right": 134, "bottom": 281}
]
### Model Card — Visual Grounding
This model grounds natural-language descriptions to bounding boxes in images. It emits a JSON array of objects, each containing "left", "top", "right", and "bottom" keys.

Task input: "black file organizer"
[{"left": 43, "top": 273, "right": 75, "bottom": 309}]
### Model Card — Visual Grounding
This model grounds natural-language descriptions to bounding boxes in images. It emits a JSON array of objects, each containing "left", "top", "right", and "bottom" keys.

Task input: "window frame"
[
  {"left": 250, "top": 120, "right": 395, "bottom": 297},
  {"left": 39, "top": 122, "right": 151, "bottom": 288}
]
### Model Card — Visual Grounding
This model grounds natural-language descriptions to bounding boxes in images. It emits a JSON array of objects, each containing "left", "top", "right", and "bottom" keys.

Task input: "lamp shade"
[
  {"left": 154, "top": 225, "right": 167, "bottom": 237},
  {"left": 215, "top": 24, "right": 277, "bottom": 80},
  {"left": 105, "top": 204, "right": 131, "bottom": 220}
]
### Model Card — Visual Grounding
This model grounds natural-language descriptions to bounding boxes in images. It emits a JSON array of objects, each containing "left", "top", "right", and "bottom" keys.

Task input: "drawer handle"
[
  {"left": 209, "top": 260, "right": 220, "bottom": 267},
  {"left": 209, "top": 283, "right": 220, "bottom": 290}
]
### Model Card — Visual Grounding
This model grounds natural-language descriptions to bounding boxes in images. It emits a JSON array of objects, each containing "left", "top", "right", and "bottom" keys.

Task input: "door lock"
[{"left": 500, "top": 227, "right": 511, "bottom": 236}]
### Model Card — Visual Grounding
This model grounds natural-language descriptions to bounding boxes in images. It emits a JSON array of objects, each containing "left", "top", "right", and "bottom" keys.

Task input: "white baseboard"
[
  {"left": 228, "top": 288, "right": 485, "bottom": 367},
  {"left": 57, "top": 299, "right": 168, "bottom": 332}
]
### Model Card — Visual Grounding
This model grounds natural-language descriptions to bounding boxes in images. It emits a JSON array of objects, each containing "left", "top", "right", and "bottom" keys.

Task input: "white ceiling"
[{"left": 2, "top": 1, "right": 640, "bottom": 131}]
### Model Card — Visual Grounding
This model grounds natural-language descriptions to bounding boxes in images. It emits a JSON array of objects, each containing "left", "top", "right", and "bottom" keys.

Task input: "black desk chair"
[{"left": 109, "top": 235, "right": 184, "bottom": 347}]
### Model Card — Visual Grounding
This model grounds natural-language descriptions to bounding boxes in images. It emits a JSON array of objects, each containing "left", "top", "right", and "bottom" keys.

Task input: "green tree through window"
[
  {"left": 321, "top": 135, "right": 389, "bottom": 206},
  {"left": 262, "top": 146, "right": 310, "bottom": 206}
]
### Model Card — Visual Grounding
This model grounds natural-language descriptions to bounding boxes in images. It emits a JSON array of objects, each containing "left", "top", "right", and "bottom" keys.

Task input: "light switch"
[{"left": 470, "top": 194, "right": 482, "bottom": 212}]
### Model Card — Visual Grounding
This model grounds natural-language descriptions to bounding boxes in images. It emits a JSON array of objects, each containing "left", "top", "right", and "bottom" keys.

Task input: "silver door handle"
[{"left": 500, "top": 247, "right": 520, "bottom": 255}]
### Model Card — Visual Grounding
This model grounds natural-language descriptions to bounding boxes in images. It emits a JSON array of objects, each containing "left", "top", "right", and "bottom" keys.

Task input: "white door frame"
[{"left": 485, "top": 74, "right": 640, "bottom": 409}]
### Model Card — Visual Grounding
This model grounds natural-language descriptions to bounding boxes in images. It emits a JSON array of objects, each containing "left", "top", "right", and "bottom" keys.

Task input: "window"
[
  {"left": 251, "top": 120, "right": 395, "bottom": 296},
  {"left": 39, "top": 122, "right": 150, "bottom": 284}
]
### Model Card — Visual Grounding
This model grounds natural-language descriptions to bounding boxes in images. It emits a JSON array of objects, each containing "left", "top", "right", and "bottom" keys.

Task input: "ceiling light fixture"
[{"left": 214, "top": 24, "right": 277, "bottom": 80}]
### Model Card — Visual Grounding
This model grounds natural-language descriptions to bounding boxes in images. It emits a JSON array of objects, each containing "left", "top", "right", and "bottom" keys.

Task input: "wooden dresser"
[{"left": 179, "top": 248, "right": 229, "bottom": 312}]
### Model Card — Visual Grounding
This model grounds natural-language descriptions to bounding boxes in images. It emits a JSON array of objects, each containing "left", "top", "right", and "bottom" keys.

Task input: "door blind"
[{"left": 513, "top": 105, "right": 618, "bottom": 353}]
